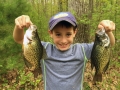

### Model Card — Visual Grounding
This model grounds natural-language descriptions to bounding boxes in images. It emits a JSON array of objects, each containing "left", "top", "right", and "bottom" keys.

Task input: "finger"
[
  {"left": 15, "top": 17, "right": 23, "bottom": 29},
  {"left": 102, "top": 20, "right": 110, "bottom": 28},
  {"left": 98, "top": 24, "right": 104, "bottom": 30},
  {"left": 25, "top": 15, "right": 33, "bottom": 27},
  {"left": 21, "top": 15, "right": 26, "bottom": 27},
  {"left": 110, "top": 21, "right": 115, "bottom": 31},
  {"left": 18, "top": 16, "right": 25, "bottom": 29},
  {"left": 99, "top": 20, "right": 114, "bottom": 31},
  {"left": 105, "top": 21, "right": 115, "bottom": 31},
  {"left": 105, "top": 20, "right": 111, "bottom": 31}
]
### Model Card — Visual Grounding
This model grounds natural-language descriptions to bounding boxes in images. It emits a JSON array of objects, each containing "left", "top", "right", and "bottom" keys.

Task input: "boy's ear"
[
  {"left": 75, "top": 29, "right": 78, "bottom": 34},
  {"left": 48, "top": 30, "right": 53, "bottom": 38},
  {"left": 74, "top": 29, "right": 78, "bottom": 37}
]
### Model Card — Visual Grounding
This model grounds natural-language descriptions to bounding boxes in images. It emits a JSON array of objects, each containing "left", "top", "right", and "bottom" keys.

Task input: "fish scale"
[
  {"left": 91, "top": 29, "right": 111, "bottom": 83},
  {"left": 23, "top": 25, "right": 46, "bottom": 78}
]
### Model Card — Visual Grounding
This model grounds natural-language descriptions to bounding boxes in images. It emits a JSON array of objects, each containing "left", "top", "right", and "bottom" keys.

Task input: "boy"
[{"left": 13, "top": 12, "right": 115, "bottom": 90}]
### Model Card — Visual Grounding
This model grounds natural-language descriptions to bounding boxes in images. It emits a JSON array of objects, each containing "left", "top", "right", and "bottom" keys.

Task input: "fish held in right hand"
[{"left": 22, "top": 25, "right": 46, "bottom": 78}]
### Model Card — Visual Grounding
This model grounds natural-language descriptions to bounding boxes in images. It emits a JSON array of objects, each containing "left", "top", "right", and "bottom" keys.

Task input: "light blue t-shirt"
[{"left": 41, "top": 41, "right": 93, "bottom": 90}]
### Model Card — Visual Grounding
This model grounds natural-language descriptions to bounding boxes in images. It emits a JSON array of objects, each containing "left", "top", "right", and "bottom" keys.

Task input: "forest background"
[{"left": 0, "top": 0, "right": 120, "bottom": 89}]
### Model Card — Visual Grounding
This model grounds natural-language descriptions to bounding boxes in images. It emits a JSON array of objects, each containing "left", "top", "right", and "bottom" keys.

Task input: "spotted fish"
[
  {"left": 91, "top": 28, "right": 111, "bottom": 82},
  {"left": 23, "top": 25, "right": 45, "bottom": 78}
]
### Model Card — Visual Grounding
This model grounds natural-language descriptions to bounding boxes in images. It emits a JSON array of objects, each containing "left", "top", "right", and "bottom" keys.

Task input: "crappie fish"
[
  {"left": 91, "top": 28, "right": 111, "bottom": 82},
  {"left": 23, "top": 25, "right": 45, "bottom": 78}
]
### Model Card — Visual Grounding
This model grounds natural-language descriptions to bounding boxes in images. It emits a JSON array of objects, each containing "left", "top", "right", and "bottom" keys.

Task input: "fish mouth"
[
  {"left": 27, "top": 36, "right": 32, "bottom": 41},
  {"left": 96, "top": 28, "right": 105, "bottom": 35},
  {"left": 30, "top": 25, "right": 37, "bottom": 31}
]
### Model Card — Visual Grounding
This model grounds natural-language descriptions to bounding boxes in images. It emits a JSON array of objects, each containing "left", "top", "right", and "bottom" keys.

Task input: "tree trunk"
[
  {"left": 68, "top": 0, "right": 93, "bottom": 43},
  {"left": 58, "top": 0, "right": 68, "bottom": 12}
]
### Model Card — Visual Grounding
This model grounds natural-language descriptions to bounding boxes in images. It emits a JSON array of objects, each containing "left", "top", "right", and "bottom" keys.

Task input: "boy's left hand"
[{"left": 98, "top": 20, "right": 115, "bottom": 32}]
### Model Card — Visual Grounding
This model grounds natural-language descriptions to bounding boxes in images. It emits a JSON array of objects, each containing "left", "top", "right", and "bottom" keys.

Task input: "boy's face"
[{"left": 48, "top": 26, "right": 77, "bottom": 51}]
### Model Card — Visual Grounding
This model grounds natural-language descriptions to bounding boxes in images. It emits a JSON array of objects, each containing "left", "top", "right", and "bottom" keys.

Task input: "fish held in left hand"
[
  {"left": 22, "top": 25, "right": 45, "bottom": 78},
  {"left": 91, "top": 28, "right": 111, "bottom": 83}
]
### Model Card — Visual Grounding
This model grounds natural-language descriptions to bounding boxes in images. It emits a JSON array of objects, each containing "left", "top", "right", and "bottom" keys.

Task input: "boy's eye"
[
  {"left": 66, "top": 33, "right": 71, "bottom": 36},
  {"left": 56, "top": 33, "right": 61, "bottom": 36}
]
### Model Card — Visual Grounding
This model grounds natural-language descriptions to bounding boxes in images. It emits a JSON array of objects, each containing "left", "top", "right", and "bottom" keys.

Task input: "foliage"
[
  {"left": 0, "top": 0, "right": 120, "bottom": 89},
  {"left": 0, "top": 69, "right": 43, "bottom": 89},
  {"left": 0, "top": 0, "right": 32, "bottom": 24},
  {"left": 0, "top": 25, "right": 23, "bottom": 74}
]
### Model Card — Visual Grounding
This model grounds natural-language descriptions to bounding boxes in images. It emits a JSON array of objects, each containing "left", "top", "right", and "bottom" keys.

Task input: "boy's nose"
[{"left": 61, "top": 37, "right": 67, "bottom": 44}]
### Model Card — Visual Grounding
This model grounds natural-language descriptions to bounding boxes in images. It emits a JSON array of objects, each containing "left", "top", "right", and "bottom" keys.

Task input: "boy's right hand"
[{"left": 15, "top": 15, "right": 33, "bottom": 30}]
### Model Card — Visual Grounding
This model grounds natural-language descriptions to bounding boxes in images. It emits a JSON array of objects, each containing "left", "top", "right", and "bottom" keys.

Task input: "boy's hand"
[
  {"left": 98, "top": 20, "right": 115, "bottom": 32},
  {"left": 15, "top": 15, "right": 33, "bottom": 30},
  {"left": 98, "top": 20, "right": 115, "bottom": 46}
]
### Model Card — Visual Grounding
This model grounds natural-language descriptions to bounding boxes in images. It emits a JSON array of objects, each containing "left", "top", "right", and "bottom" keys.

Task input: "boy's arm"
[
  {"left": 13, "top": 15, "right": 33, "bottom": 45},
  {"left": 98, "top": 20, "right": 115, "bottom": 46},
  {"left": 13, "top": 25, "right": 24, "bottom": 44},
  {"left": 106, "top": 31, "right": 115, "bottom": 46}
]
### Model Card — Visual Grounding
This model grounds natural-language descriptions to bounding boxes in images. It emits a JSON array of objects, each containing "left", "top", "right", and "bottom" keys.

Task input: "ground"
[{"left": 0, "top": 57, "right": 120, "bottom": 90}]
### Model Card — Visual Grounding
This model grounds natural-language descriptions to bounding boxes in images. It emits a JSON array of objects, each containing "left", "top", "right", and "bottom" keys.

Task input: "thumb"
[{"left": 98, "top": 24, "right": 104, "bottom": 30}]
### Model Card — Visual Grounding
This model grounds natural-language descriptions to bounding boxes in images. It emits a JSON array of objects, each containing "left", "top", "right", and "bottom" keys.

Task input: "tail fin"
[
  {"left": 93, "top": 72, "right": 102, "bottom": 82},
  {"left": 33, "top": 68, "right": 42, "bottom": 78}
]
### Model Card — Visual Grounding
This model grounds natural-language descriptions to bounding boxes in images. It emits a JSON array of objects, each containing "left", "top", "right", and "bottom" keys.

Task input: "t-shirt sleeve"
[
  {"left": 41, "top": 41, "right": 50, "bottom": 48},
  {"left": 81, "top": 42, "right": 94, "bottom": 60}
]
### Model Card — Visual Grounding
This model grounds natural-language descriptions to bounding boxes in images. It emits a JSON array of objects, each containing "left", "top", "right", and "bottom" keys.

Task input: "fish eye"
[
  {"left": 97, "top": 35, "right": 100, "bottom": 37},
  {"left": 32, "top": 30, "right": 36, "bottom": 35}
]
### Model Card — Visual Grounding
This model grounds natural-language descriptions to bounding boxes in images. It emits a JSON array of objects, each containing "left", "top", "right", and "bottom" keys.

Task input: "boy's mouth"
[
  {"left": 57, "top": 44, "right": 70, "bottom": 50},
  {"left": 55, "top": 44, "right": 71, "bottom": 51},
  {"left": 59, "top": 44, "right": 68, "bottom": 47}
]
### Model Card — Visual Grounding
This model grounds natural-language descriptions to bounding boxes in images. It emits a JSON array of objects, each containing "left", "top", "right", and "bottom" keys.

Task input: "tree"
[
  {"left": 58, "top": 0, "right": 68, "bottom": 12},
  {"left": 68, "top": 0, "right": 93, "bottom": 43}
]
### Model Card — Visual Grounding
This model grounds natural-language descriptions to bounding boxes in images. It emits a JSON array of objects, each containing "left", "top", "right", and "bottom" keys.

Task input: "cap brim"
[{"left": 50, "top": 17, "right": 76, "bottom": 30}]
